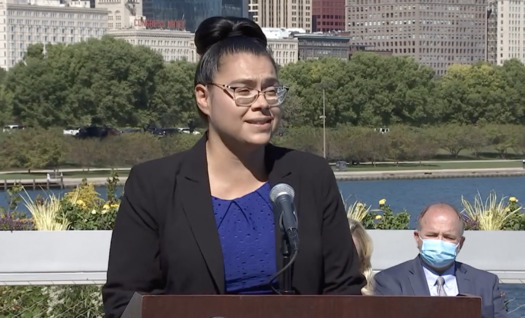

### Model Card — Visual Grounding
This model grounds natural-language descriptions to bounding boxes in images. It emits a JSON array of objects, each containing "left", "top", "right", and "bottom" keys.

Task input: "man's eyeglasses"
[{"left": 207, "top": 83, "right": 289, "bottom": 107}]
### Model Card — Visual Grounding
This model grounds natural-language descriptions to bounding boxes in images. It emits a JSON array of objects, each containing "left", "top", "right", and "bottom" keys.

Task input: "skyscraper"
[
  {"left": 250, "top": 0, "right": 313, "bottom": 32},
  {"left": 488, "top": 0, "right": 525, "bottom": 65},
  {"left": 346, "top": 0, "right": 487, "bottom": 75},
  {"left": 312, "top": 0, "right": 345, "bottom": 32},
  {"left": 141, "top": 0, "right": 248, "bottom": 32}
]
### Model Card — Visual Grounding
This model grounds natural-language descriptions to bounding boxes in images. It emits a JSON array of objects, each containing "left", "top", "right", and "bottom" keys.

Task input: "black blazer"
[
  {"left": 102, "top": 137, "right": 365, "bottom": 317},
  {"left": 374, "top": 256, "right": 507, "bottom": 318}
]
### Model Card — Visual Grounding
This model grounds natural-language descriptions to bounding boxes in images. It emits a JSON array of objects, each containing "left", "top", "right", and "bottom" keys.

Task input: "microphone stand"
[{"left": 280, "top": 235, "right": 295, "bottom": 294}]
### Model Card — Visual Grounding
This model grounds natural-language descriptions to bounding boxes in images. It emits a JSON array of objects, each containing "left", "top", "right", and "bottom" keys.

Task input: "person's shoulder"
[
  {"left": 268, "top": 144, "right": 328, "bottom": 168},
  {"left": 128, "top": 148, "right": 192, "bottom": 183},
  {"left": 376, "top": 259, "right": 416, "bottom": 278},
  {"left": 456, "top": 261, "right": 499, "bottom": 281},
  {"left": 132, "top": 151, "right": 185, "bottom": 173}
]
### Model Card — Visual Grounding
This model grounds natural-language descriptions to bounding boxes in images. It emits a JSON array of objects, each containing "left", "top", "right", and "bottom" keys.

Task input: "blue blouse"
[{"left": 212, "top": 182, "right": 277, "bottom": 294}]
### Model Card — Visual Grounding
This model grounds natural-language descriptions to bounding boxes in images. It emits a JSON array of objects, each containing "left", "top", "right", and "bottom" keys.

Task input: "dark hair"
[
  {"left": 417, "top": 202, "right": 465, "bottom": 235},
  {"left": 194, "top": 16, "right": 276, "bottom": 87}
]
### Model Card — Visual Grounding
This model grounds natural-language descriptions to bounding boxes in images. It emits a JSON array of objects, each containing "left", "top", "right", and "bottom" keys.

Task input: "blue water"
[
  {"left": 2, "top": 176, "right": 525, "bottom": 228},
  {"left": 338, "top": 176, "right": 525, "bottom": 229},
  {"left": 502, "top": 284, "right": 525, "bottom": 318}
]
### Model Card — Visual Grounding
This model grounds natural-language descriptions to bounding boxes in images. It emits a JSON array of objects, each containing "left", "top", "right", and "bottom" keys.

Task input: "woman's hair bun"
[{"left": 194, "top": 16, "right": 267, "bottom": 56}]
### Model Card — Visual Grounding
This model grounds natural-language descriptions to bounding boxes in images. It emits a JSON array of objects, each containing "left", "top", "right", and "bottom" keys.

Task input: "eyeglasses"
[{"left": 208, "top": 83, "right": 289, "bottom": 107}]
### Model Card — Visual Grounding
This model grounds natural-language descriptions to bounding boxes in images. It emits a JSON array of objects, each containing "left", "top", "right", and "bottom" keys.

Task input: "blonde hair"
[{"left": 349, "top": 218, "right": 374, "bottom": 295}]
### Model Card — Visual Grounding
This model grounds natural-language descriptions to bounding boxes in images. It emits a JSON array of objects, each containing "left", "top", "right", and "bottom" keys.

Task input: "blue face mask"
[{"left": 420, "top": 239, "right": 458, "bottom": 269}]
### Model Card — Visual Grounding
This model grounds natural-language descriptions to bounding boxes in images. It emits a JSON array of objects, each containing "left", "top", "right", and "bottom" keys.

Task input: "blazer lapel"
[
  {"left": 409, "top": 256, "right": 431, "bottom": 296},
  {"left": 455, "top": 262, "right": 474, "bottom": 295},
  {"left": 178, "top": 137, "right": 225, "bottom": 293}
]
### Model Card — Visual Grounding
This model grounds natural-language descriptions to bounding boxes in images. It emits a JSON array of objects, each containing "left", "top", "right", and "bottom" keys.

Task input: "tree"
[
  {"left": 428, "top": 124, "right": 482, "bottom": 158},
  {"left": 4, "top": 36, "right": 165, "bottom": 128},
  {"left": 150, "top": 60, "right": 199, "bottom": 127}
]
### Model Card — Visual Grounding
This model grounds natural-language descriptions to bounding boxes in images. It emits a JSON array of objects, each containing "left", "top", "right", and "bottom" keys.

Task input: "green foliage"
[
  {"left": 502, "top": 198, "right": 525, "bottom": 230},
  {"left": 5, "top": 36, "right": 165, "bottom": 128},
  {"left": 461, "top": 191, "right": 522, "bottom": 230},
  {"left": 57, "top": 178, "right": 118, "bottom": 230},
  {"left": 150, "top": 61, "right": 200, "bottom": 127},
  {"left": 0, "top": 285, "right": 103, "bottom": 317},
  {"left": 347, "top": 199, "right": 410, "bottom": 230},
  {"left": 0, "top": 184, "right": 34, "bottom": 231},
  {"left": 159, "top": 133, "right": 201, "bottom": 156},
  {"left": 63, "top": 132, "right": 163, "bottom": 167},
  {"left": 3, "top": 46, "right": 525, "bottom": 130},
  {"left": 0, "top": 128, "right": 67, "bottom": 170},
  {"left": 428, "top": 124, "right": 483, "bottom": 158},
  {"left": 106, "top": 169, "right": 120, "bottom": 204}
]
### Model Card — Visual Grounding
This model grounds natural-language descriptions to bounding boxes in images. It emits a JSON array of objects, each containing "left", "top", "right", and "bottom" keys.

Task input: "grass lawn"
[
  {"left": 336, "top": 160, "right": 524, "bottom": 171},
  {"left": 0, "top": 169, "right": 130, "bottom": 180},
  {"left": 1, "top": 160, "right": 524, "bottom": 179}
]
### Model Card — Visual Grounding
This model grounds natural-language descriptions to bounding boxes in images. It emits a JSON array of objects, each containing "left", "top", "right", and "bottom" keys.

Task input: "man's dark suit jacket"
[
  {"left": 102, "top": 137, "right": 365, "bottom": 317},
  {"left": 374, "top": 256, "right": 507, "bottom": 318}
]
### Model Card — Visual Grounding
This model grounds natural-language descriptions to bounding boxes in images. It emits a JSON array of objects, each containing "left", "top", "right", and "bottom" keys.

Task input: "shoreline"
[
  {"left": 1, "top": 167, "right": 525, "bottom": 189},
  {"left": 334, "top": 167, "right": 525, "bottom": 181}
]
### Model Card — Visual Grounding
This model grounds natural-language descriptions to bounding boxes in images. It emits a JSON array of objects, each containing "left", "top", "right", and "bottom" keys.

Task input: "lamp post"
[{"left": 319, "top": 89, "right": 326, "bottom": 159}]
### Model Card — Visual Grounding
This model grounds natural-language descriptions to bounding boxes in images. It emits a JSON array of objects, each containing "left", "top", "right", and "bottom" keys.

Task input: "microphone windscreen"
[{"left": 269, "top": 183, "right": 295, "bottom": 202}]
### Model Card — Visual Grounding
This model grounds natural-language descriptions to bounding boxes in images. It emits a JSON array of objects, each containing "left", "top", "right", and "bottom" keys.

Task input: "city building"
[
  {"left": 107, "top": 29, "right": 197, "bottom": 62},
  {"left": 250, "top": 0, "right": 313, "bottom": 32},
  {"left": 267, "top": 38, "right": 299, "bottom": 65},
  {"left": 488, "top": 0, "right": 525, "bottom": 65},
  {"left": 312, "top": 0, "right": 345, "bottom": 32},
  {"left": 95, "top": 0, "right": 143, "bottom": 30},
  {"left": 140, "top": 0, "right": 248, "bottom": 32},
  {"left": 0, "top": 0, "right": 107, "bottom": 69},
  {"left": 345, "top": 0, "right": 487, "bottom": 75},
  {"left": 295, "top": 33, "right": 351, "bottom": 60},
  {"left": 486, "top": 0, "right": 497, "bottom": 64}
]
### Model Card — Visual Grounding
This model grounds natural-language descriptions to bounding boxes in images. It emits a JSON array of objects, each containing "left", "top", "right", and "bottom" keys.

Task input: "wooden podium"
[{"left": 122, "top": 293, "right": 482, "bottom": 318}]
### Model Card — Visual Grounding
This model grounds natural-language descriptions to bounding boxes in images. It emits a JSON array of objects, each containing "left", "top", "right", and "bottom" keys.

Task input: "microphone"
[{"left": 270, "top": 183, "right": 299, "bottom": 253}]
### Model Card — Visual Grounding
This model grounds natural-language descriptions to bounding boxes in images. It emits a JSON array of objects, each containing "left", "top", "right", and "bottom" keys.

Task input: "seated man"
[{"left": 374, "top": 203, "right": 506, "bottom": 318}]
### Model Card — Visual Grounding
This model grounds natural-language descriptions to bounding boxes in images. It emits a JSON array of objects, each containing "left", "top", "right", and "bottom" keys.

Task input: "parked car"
[
  {"left": 63, "top": 127, "right": 81, "bottom": 136},
  {"left": 120, "top": 128, "right": 143, "bottom": 134},
  {"left": 2, "top": 124, "right": 24, "bottom": 133},
  {"left": 178, "top": 127, "right": 201, "bottom": 135},
  {"left": 76, "top": 125, "right": 120, "bottom": 138}
]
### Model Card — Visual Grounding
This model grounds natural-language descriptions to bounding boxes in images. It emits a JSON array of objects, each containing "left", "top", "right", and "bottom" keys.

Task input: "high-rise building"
[
  {"left": 0, "top": 0, "right": 107, "bottom": 70},
  {"left": 250, "top": 0, "right": 313, "bottom": 33},
  {"left": 488, "top": 0, "right": 525, "bottom": 65},
  {"left": 486, "top": 0, "right": 497, "bottom": 64},
  {"left": 140, "top": 0, "right": 248, "bottom": 32},
  {"left": 95, "top": 0, "right": 143, "bottom": 30},
  {"left": 346, "top": 0, "right": 487, "bottom": 75},
  {"left": 107, "top": 29, "right": 197, "bottom": 62},
  {"left": 312, "top": 0, "right": 345, "bottom": 32}
]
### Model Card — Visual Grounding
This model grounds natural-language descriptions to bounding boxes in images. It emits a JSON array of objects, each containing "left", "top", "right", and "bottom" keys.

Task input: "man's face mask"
[{"left": 419, "top": 239, "right": 459, "bottom": 269}]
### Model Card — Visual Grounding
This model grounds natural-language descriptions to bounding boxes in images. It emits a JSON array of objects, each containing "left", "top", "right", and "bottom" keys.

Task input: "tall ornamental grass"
[
  {"left": 461, "top": 191, "right": 521, "bottom": 230},
  {"left": 22, "top": 192, "right": 68, "bottom": 231}
]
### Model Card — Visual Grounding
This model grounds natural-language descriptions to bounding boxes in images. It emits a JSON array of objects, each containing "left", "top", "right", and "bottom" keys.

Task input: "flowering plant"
[
  {"left": 57, "top": 172, "right": 120, "bottom": 230},
  {"left": 347, "top": 198, "right": 410, "bottom": 230},
  {"left": 461, "top": 191, "right": 522, "bottom": 230}
]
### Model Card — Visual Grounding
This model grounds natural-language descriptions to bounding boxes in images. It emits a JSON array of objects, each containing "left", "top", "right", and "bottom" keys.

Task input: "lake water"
[
  {"left": 1, "top": 176, "right": 524, "bottom": 314},
  {"left": 3, "top": 176, "right": 524, "bottom": 227},
  {"left": 339, "top": 176, "right": 525, "bottom": 229}
]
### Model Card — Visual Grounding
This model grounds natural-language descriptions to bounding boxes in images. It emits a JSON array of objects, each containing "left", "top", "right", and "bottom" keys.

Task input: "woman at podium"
[{"left": 102, "top": 16, "right": 365, "bottom": 318}]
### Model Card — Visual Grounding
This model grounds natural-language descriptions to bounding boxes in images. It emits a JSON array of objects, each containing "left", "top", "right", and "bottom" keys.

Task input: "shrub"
[
  {"left": 58, "top": 177, "right": 119, "bottom": 230},
  {"left": 346, "top": 199, "right": 410, "bottom": 230},
  {"left": 461, "top": 191, "right": 521, "bottom": 230},
  {"left": 0, "top": 285, "right": 103, "bottom": 317}
]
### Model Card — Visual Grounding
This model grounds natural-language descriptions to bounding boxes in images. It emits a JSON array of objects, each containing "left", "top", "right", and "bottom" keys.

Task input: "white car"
[
  {"left": 2, "top": 124, "right": 24, "bottom": 133},
  {"left": 178, "top": 128, "right": 201, "bottom": 135},
  {"left": 63, "top": 127, "right": 80, "bottom": 136}
]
